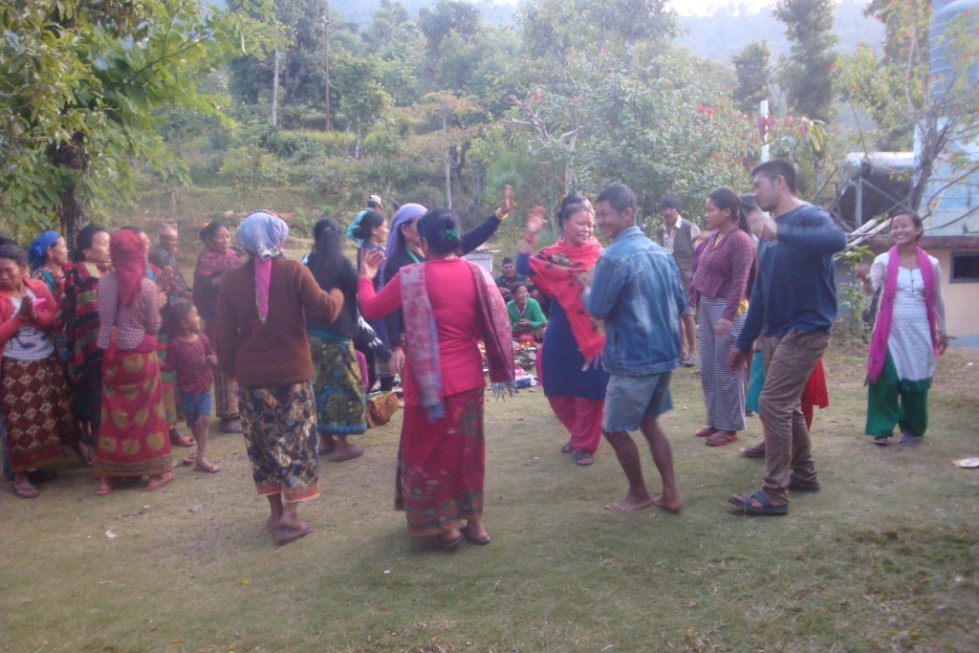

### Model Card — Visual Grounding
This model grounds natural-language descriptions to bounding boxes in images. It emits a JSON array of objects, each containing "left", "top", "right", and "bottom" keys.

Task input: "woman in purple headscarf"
[{"left": 382, "top": 186, "right": 514, "bottom": 377}]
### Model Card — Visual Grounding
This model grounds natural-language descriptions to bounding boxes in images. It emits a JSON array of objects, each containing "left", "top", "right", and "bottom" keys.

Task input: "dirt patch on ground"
[{"left": 933, "top": 347, "right": 979, "bottom": 399}]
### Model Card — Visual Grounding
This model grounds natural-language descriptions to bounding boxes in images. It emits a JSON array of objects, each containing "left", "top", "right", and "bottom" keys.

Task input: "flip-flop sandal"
[
  {"left": 873, "top": 436, "right": 890, "bottom": 446},
  {"left": 328, "top": 446, "right": 365, "bottom": 462},
  {"left": 13, "top": 485, "right": 39, "bottom": 499},
  {"left": 705, "top": 431, "right": 739, "bottom": 447},
  {"left": 436, "top": 530, "right": 465, "bottom": 551},
  {"left": 462, "top": 527, "right": 491, "bottom": 545},
  {"left": 182, "top": 453, "right": 198, "bottom": 465},
  {"left": 194, "top": 461, "right": 221, "bottom": 473},
  {"left": 728, "top": 489, "right": 788, "bottom": 516},
  {"left": 695, "top": 427, "right": 719, "bottom": 438},
  {"left": 788, "top": 474, "right": 820, "bottom": 493},
  {"left": 274, "top": 522, "right": 312, "bottom": 545},
  {"left": 146, "top": 472, "right": 174, "bottom": 492},
  {"left": 560, "top": 441, "right": 573, "bottom": 454},
  {"left": 170, "top": 434, "right": 195, "bottom": 447},
  {"left": 95, "top": 479, "right": 116, "bottom": 496},
  {"left": 571, "top": 449, "right": 594, "bottom": 466}
]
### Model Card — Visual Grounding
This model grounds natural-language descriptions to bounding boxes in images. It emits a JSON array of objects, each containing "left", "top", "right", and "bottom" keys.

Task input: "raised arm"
[{"left": 460, "top": 185, "right": 514, "bottom": 255}]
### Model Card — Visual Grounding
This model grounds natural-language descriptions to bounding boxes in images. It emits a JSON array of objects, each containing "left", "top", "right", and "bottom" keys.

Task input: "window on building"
[{"left": 951, "top": 251, "right": 979, "bottom": 282}]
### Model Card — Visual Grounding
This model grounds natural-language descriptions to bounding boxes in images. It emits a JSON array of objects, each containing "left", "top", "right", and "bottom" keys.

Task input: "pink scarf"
[{"left": 866, "top": 246, "right": 937, "bottom": 382}]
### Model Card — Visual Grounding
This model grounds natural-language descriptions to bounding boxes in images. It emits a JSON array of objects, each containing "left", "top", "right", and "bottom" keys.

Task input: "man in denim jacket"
[{"left": 585, "top": 183, "right": 685, "bottom": 514}]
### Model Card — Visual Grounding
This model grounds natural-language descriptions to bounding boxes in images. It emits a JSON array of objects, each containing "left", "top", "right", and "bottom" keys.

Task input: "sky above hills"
[{"left": 490, "top": 0, "right": 779, "bottom": 17}]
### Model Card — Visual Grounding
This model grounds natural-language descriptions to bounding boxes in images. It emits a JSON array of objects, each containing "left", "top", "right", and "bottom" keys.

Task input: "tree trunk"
[
  {"left": 53, "top": 137, "right": 88, "bottom": 250},
  {"left": 271, "top": 48, "right": 280, "bottom": 127},
  {"left": 443, "top": 109, "right": 451, "bottom": 209},
  {"left": 354, "top": 117, "right": 361, "bottom": 160}
]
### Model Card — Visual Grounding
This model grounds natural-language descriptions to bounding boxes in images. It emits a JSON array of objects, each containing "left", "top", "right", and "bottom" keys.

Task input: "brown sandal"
[
  {"left": 705, "top": 431, "right": 739, "bottom": 447},
  {"left": 695, "top": 426, "right": 719, "bottom": 438}
]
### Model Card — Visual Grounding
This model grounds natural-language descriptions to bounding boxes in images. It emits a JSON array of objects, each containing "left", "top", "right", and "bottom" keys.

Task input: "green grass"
[{"left": 2, "top": 346, "right": 977, "bottom": 652}]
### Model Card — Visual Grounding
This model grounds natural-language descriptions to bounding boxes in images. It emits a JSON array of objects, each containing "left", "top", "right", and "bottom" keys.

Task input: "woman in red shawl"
[
  {"left": 93, "top": 230, "right": 173, "bottom": 495},
  {"left": 359, "top": 209, "right": 514, "bottom": 551},
  {"left": 515, "top": 195, "right": 609, "bottom": 467},
  {"left": 193, "top": 221, "right": 244, "bottom": 433}
]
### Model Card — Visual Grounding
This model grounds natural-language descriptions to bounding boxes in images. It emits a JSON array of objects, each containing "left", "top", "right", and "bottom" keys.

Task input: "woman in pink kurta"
[{"left": 358, "top": 208, "right": 513, "bottom": 551}]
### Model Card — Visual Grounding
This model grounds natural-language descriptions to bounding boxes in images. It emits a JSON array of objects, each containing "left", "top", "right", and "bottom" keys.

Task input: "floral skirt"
[
  {"left": 309, "top": 335, "right": 367, "bottom": 436},
  {"left": 94, "top": 350, "right": 173, "bottom": 478},
  {"left": 1, "top": 356, "right": 76, "bottom": 472},
  {"left": 238, "top": 380, "right": 319, "bottom": 503},
  {"left": 397, "top": 387, "right": 485, "bottom": 537}
]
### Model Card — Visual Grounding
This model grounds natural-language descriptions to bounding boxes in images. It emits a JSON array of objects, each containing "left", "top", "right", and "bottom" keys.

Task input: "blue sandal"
[
  {"left": 728, "top": 490, "right": 788, "bottom": 516},
  {"left": 788, "top": 474, "right": 820, "bottom": 493}
]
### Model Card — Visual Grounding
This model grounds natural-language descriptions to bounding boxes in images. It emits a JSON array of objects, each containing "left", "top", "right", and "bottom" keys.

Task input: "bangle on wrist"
[{"left": 495, "top": 208, "right": 509, "bottom": 220}]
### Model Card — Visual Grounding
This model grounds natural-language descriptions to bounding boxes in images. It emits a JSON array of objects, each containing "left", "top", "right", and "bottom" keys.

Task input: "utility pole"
[
  {"left": 271, "top": 48, "right": 280, "bottom": 127},
  {"left": 322, "top": 15, "right": 334, "bottom": 132}
]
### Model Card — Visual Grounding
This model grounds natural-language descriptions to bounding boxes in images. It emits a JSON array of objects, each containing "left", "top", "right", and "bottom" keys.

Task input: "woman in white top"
[{"left": 856, "top": 211, "right": 947, "bottom": 446}]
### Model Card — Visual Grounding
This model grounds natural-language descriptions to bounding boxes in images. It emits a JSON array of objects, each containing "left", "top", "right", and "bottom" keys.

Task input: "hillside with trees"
[{"left": 2, "top": 0, "right": 976, "bottom": 246}]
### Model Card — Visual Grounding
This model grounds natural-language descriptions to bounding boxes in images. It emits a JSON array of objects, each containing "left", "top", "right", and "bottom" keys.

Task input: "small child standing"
[{"left": 162, "top": 299, "right": 220, "bottom": 473}]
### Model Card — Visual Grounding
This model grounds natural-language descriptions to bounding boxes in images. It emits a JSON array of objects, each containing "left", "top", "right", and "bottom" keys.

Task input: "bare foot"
[
  {"left": 651, "top": 494, "right": 683, "bottom": 514},
  {"left": 606, "top": 491, "right": 655, "bottom": 511}
]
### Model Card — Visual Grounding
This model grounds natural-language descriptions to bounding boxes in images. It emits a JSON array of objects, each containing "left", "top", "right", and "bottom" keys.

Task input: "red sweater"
[
  {"left": 358, "top": 258, "right": 485, "bottom": 407},
  {"left": 214, "top": 258, "right": 344, "bottom": 387}
]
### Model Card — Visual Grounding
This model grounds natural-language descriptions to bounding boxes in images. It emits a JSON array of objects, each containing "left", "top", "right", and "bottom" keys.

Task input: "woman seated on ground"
[
  {"left": 214, "top": 211, "right": 344, "bottom": 545},
  {"left": 93, "top": 230, "right": 173, "bottom": 495},
  {"left": 358, "top": 209, "right": 514, "bottom": 551},
  {"left": 688, "top": 188, "right": 757, "bottom": 448},
  {"left": 516, "top": 194, "right": 608, "bottom": 467},
  {"left": 193, "top": 221, "right": 244, "bottom": 434},
  {"left": 0, "top": 243, "right": 84, "bottom": 498},
  {"left": 507, "top": 281, "right": 548, "bottom": 343},
  {"left": 305, "top": 218, "right": 368, "bottom": 462}
]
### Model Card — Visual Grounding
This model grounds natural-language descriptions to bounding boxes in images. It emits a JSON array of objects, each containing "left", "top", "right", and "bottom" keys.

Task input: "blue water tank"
[
  {"left": 929, "top": 0, "right": 979, "bottom": 99},
  {"left": 924, "top": 0, "right": 979, "bottom": 217}
]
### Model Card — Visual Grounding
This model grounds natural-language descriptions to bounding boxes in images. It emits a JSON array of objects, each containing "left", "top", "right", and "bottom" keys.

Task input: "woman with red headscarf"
[{"left": 93, "top": 230, "right": 173, "bottom": 495}]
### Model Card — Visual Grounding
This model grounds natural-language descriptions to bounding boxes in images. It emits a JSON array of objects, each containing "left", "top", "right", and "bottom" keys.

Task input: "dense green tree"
[
  {"left": 0, "top": 0, "right": 271, "bottom": 243},
  {"left": 519, "top": 0, "right": 680, "bottom": 66},
  {"left": 773, "top": 0, "right": 838, "bottom": 123},
  {"left": 732, "top": 40, "right": 771, "bottom": 116},
  {"left": 418, "top": 0, "right": 481, "bottom": 83}
]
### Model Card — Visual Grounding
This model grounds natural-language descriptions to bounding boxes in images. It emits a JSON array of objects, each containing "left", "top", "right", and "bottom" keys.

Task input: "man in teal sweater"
[{"left": 506, "top": 282, "right": 547, "bottom": 342}]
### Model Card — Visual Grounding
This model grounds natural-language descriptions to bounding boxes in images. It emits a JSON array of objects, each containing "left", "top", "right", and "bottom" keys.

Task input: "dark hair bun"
[{"left": 417, "top": 208, "right": 462, "bottom": 257}]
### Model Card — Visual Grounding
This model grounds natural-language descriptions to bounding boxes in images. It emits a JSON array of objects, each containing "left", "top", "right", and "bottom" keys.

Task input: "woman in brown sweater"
[{"left": 215, "top": 211, "right": 344, "bottom": 545}]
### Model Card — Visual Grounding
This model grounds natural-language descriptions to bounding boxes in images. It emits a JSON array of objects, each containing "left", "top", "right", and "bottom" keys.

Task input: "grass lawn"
[{"left": 1, "top": 344, "right": 977, "bottom": 653}]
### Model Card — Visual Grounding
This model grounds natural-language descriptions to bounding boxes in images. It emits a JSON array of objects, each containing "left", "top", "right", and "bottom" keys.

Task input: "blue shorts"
[
  {"left": 178, "top": 390, "right": 212, "bottom": 428},
  {"left": 602, "top": 371, "right": 673, "bottom": 433}
]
